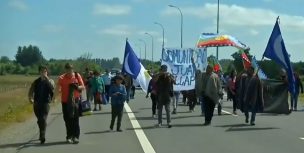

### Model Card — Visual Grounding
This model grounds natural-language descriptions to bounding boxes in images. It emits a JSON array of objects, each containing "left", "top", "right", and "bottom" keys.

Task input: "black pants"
[
  {"left": 151, "top": 93, "right": 158, "bottom": 115},
  {"left": 204, "top": 96, "right": 216, "bottom": 123},
  {"left": 231, "top": 94, "right": 237, "bottom": 112},
  {"left": 34, "top": 103, "right": 50, "bottom": 139},
  {"left": 187, "top": 90, "right": 197, "bottom": 111},
  {"left": 110, "top": 105, "right": 124, "bottom": 130},
  {"left": 105, "top": 85, "right": 111, "bottom": 101},
  {"left": 62, "top": 102, "right": 80, "bottom": 139}
]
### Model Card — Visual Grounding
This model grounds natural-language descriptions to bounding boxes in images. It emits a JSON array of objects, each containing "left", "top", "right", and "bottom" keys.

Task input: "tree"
[
  {"left": 0, "top": 56, "right": 10, "bottom": 63},
  {"left": 15, "top": 45, "right": 45, "bottom": 66}
]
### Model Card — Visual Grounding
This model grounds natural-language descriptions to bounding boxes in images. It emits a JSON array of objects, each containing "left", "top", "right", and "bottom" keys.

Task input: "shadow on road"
[
  {"left": 90, "top": 111, "right": 112, "bottom": 115},
  {"left": 125, "top": 123, "right": 204, "bottom": 131},
  {"left": 84, "top": 130, "right": 111, "bottom": 135},
  {"left": 226, "top": 127, "right": 280, "bottom": 132},
  {"left": 138, "top": 107, "right": 152, "bottom": 110},
  {"left": 171, "top": 115, "right": 202, "bottom": 119},
  {"left": 0, "top": 139, "right": 68, "bottom": 150},
  {"left": 215, "top": 123, "right": 280, "bottom": 132},
  {"left": 215, "top": 124, "right": 249, "bottom": 128}
]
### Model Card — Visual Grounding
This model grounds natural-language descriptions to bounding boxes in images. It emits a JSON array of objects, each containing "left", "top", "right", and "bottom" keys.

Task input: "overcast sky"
[{"left": 1, "top": 0, "right": 303, "bottom": 62}]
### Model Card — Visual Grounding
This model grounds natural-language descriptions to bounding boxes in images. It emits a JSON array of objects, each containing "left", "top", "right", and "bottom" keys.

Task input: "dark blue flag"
[
  {"left": 122, "top": 40, "right": 151, "bottom": 93},
  {"left": 263, "top": 18, "right": 295, "bottom": 96}
]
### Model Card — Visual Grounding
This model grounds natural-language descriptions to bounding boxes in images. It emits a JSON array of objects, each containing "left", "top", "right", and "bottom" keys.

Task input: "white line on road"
[
  {"left": 124, "top": 103, "right": 156, "bottom": 153},
  {"left": 300, "top": 137, "right": 304, "bottom": 140},
  {"left": 215, "top": 108, "right": 238, "bottom": 117}
]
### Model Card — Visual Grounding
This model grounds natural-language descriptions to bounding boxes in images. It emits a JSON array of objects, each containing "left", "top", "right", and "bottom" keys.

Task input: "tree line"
[{"left": 0, "top": 45, "right": 303, "bottom": 79}]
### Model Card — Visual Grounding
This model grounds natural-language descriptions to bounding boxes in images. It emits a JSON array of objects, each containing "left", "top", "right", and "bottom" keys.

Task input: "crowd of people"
[{"left": 28, "top": 62, "right": 303, "bottom": 145}]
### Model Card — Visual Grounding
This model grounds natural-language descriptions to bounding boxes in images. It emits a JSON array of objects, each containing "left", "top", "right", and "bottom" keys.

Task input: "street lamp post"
[
  {"left": 154, "top": 22, "right": 165, "bottom": 50},
  {"left": 168, "top": 4, "right": 183, "bottom": 48},
  {"left": 135, "top": 44, "right": 142, "bottom": 59},
  {"left": 216, "top": 0, "right": 220, "bottom": 60},
  {"left": 145, "top": 32, "right": 154, "bottom": 62},
  {"left": 139, "top": 39, "right": 147, "bottom": 61}
]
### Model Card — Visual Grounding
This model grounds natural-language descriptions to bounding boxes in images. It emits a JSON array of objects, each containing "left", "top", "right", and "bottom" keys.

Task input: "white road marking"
[
  {"left": 124, "top": 103, "right": 156, "bottom": 153},
  {"left": 215, "top": 108, "right": 238, "bottom": 117},
  {"left": 300, "top": 137, "right": 304, "bottom": 140}
]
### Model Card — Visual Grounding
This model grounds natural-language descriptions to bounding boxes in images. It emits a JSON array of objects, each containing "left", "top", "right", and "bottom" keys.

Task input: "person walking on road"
[
  {"left": 101, "top": 69, "right": 113, "bottom": 102},
  {"left": 171, "top": 91, "right": 180, "bottom": 114},
  {"left": 58, "top": 63, "right": 85, "bottom": 144},
  {"left": 28, "top": 65, "right": 54, "bottom": 144},
  {"left": 243, "top": 67, "right": 264, "bottom": 125},
  {"left": 201, "top": 65, "right": 222, "bottom": 126},
  {"left": 228, "top": 70, "right": 237, "bottom": 115},
  {"left": 146, "top": 75, "right": 158, "bottom": 118},
  {"left": 90, "top": 70, "right": 105, "bottom": 111},
  {"left": 155, "top": 65, "right": 174, "bottom": 128},
  {"left": 109, "top": 75, "right": 127, "bottom": 132},
  {"left": 290, "top": 72, "right": 303, "bottom": 111},
  {"left": 123, "top": 73, "right": 133, "bottom": 103}
]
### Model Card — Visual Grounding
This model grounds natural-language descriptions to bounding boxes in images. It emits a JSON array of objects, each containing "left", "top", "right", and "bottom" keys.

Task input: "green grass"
[{"left": 0, "top": 75, "right": 58, "bottom": 131}]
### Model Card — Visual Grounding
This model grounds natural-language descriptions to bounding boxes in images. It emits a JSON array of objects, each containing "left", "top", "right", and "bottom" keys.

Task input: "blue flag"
[
  {"left": 263, "top": 18, "right": 295, "bottom": 96},
  {"left": 122, "top": 40, "right": 151, "bottom": 93}
]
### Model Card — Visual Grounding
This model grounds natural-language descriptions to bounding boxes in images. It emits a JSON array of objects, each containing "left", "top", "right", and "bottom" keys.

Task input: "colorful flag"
[
  {"left": 239, "top": 50, "right": 251, "bottom": 70},
  {"left": 122, "top": 40, "right": 151, "bottom": 93},
  {"left": 251, "top": 56, "right": 267, "bottom": 79},
  {"left": 263, "top": 18, "right": 295, "bottom": 96},
  {"left": 197, "top": 33, "right": 249, "bottom": 50}
]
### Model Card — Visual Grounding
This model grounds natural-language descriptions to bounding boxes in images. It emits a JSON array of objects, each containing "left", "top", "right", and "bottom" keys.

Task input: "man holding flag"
[{"left": 263, "top": 17, "right": 296, "bottom": 111}]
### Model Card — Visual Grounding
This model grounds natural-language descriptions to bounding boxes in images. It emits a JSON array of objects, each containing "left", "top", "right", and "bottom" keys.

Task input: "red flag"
[
  {"left": 213, "top": 64, "right": 220, "bottom": 72},
  {"left": 240, "top": 50, "right": 251, "bottom": 70}
]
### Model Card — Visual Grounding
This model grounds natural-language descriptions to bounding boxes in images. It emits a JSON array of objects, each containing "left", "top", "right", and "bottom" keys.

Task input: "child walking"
[{"left": 109, "top": 75, "right": 127, "bottom": 132}]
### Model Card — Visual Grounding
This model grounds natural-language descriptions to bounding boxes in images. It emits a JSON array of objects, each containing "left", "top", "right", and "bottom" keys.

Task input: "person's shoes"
[
  {"left": 172, "top": 109, "right": 177, "bottom": 114},
  {"left": 233, "top": 111, "right": 237, "bottom": 115},
  {"left": 117, "top": 129, "right": 123, "bottom": 132},
  {"left": 72, "top": 138, "right": 79, "bottom": 144},
  {"left": 40, "top": 137, "right": 45, "bottom": 144},
  {"left": 245, "top": 118, "right": 249, "bottom": 123},
  {"left": 66, "top": 138, "right": 73, "bottom": 144},
  {"left": 203, "top": 122, "right": 211, "bottom": 126},
  {"left": 157, "top": 123, "right": 162, "bottom": 127},
  {"left": 93, "top": 108, "right": 97, "bottom": 111},
  {"left": 167, "top": 124, "right": 172, "bottom": 128},
  {"left": 250, "top": 122, "right": 255, "bottom": 126}
]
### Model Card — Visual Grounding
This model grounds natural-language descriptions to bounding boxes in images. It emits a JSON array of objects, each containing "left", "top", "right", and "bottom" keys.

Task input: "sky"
[{"left": 0, "top": 0, "right": 303, "bottom": 62}]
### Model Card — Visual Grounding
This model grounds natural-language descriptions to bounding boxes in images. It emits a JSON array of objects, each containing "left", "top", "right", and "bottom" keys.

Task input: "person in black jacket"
[{"left": 28, "top": 65, "right": 54, "bottom": 144}]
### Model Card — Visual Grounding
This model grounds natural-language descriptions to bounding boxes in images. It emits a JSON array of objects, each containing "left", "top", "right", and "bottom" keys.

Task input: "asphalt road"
[{"left": 1, "top": 91, "right": 304, "bottom": 153}]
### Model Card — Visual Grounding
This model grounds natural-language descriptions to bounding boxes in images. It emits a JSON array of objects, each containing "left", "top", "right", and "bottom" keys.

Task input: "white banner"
[{"left": 161, "top": 48, "right": 207, "bottom": 91}]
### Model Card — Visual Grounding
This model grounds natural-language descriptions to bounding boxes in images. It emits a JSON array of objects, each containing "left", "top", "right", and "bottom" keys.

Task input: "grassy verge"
[{"left": 0, "top": 75, "right": 58, "bottom": 132}]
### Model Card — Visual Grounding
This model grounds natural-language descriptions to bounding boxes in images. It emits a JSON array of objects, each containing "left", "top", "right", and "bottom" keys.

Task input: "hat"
[{"left": 65, "top": 63, "right": 73, "bottom": 69}]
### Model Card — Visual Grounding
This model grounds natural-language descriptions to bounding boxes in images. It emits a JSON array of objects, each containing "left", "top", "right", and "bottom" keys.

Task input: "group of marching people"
[
  {"left": 28, "top": 63, "right": 135, "bottom": 144},
  {"left": 146, "top": 63, "right": 265, "bottom": 127},
  {"left": 27, "top": 62, "right": 302, "bottom": 145}
]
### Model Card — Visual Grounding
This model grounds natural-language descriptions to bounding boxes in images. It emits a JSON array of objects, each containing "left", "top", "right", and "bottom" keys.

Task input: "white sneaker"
[{"left": 66, "top": 138, "right": 73, "bottom": 144}]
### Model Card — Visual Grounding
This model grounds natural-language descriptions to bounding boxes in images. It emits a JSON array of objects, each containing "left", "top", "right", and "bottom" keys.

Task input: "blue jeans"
[
  {"left": 245, "top": 110, "right": 256, "bottom": 123},
  {"left": 126, "top": 88, "right": 131, "bottom": 102}
]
